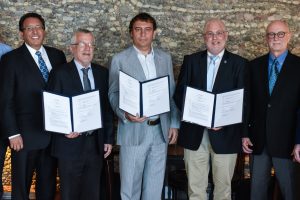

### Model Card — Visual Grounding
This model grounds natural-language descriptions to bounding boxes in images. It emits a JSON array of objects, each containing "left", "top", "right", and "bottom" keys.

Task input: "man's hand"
[
  {"left": 65, "top": 132, "right": 80, "bottom": 138},
  {"left": 292, "top": 144, "right": 300, "bottom": 163},
  {"left": 9, "top": 135, "right": 23, "bottom": 151},
  {"left": 211, "top": 127, "right": 223, "bottom": 131},
  {"left": 104, "top": 144, "right": 113, "bottom": 158},
  {"left": 125, "top": 112, "right": 147, "bottom": 123},
  {"left": 168, "top": 128, "right": 178, "bottom": 144},
  {"left": 242, "top": 137, "right": 253, "bottom": 154}
]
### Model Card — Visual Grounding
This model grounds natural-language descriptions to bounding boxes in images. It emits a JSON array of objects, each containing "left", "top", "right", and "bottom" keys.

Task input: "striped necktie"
[
  {"left": 269, "top": 58, "right": 279, "bottom": 94},
  {"left": 35, "top": 51, "right": 49, "bottom": 81}
]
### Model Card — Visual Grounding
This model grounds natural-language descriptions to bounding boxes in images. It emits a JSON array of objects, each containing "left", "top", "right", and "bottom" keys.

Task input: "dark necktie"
[
  {"left": 81, "top": 68, "right": 91, "bottom": 91},
  {"left": 35, "top": 51, "right": 49, "bottom": 81},
  {"left": 269, "top": 58, "right": 279, "bottom": 94}
]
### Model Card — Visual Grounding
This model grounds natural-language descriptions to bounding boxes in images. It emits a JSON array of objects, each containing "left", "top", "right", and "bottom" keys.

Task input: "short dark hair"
[
  {"left": 129, "top": 12, "right": 157, "bottom": 33},
  {"left": 19, "top": 12, "right": 45, "bottom": 32}
]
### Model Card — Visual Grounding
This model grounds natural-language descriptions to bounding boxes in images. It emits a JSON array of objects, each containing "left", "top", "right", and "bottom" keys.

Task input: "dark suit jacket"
[
  {"left": 0, "top": 43, "right": 66, "bottom": 150},
  {"left": 174, "top": 49, "right": 247, "bottom": 153},
  {"left": 245, "top": 52, "right": 300, "bottom": 158},
  {"left": 47, "top": 60, "right": 114, "bottom": 159}
]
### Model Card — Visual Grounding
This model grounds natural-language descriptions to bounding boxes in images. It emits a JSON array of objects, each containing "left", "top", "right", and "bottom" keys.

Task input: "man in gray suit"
[{"left": 109, "top": 12, "right": 180, "bottom": 200}]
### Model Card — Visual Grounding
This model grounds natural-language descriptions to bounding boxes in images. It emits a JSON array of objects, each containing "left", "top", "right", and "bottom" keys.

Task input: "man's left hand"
[
  {"left": 168, "top": 128, "right": 178, "bottom": 144},
  {"left": 292, "top": 144, "right": 300, "bottom": 163},
  {"left": 104, "top": 144, "right": 113, "bottom": 158}
]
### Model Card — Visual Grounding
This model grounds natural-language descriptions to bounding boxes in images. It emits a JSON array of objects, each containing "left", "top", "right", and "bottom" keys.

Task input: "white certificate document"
[
  {"left": 72, "top": 90, "right": 102, "bottom": 133},
  {"left": 182, "top": 87, "right": 244, "bottom": 128},
  {"left": 214, "top": 89, "right": 244, "bottom": 127},
  {"left": 142, "top": 76, "right": 170, "bottom": 117},
  {"left": 119, "top": 71, "right": 170, "bottom": 117},
  {"left": 43, "top": 90, "right": 102, "bottom": 134},
  {"left": 119, "top": 71, "right": 140, "bottom": 116},
  {"left": 43, "top": 92, "right": 72, "bottom": 134},
  {"left": 182, "top": 87, "right": 215, "bottom": 127}
]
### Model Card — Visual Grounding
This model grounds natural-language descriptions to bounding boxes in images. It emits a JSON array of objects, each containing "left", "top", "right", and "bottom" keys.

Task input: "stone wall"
[{"left": 1, "top": 0, "right": 300, "bottom": 77}]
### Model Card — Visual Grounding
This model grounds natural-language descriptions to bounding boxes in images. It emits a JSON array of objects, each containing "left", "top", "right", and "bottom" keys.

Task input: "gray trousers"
[
  {"left": 250, "top": 148, "right": 295, "bottom": 200},
  {"left": 119, "top": 124, "right": 167, "bottom": 200}
]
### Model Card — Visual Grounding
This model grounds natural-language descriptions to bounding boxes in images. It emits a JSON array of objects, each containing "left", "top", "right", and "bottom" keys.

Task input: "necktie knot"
[
  {"left": 35, "top": 51, "right": 49, "bottom": 81},
  {"left": 82, "top": 67, "right": 89, "bottom": 75},
  {"left": 209, "top": 55, "right": 218, "bottom": 65}
]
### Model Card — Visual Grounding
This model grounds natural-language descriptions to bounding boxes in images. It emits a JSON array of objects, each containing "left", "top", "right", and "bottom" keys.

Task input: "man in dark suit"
[
  {"left": 0, "top": 13, "right": 66, "bottom": 200},
  {"left": 174, "top": 18, "right": 247, "bottom": 200},
  {"left": 242, "top": 20, "right": 300, "bottom": 200},
  {"left": 47, "top": 28, "right": 113, "bottom": 200}
]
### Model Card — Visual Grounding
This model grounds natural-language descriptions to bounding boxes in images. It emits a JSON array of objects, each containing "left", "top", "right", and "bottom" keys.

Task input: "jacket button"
[{"left": 268, "top": 104, "right": 271, "bottom": 108}]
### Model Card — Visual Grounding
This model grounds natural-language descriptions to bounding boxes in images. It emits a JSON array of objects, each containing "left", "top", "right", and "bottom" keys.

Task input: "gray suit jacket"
[{"left": 109, "top": 46, "right": 180, "bottom": 146}]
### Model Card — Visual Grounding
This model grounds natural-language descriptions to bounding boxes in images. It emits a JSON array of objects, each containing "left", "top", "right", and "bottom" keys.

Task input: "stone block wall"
[{"left": 1, "top": 0, "right": 300, "bottom": 76}]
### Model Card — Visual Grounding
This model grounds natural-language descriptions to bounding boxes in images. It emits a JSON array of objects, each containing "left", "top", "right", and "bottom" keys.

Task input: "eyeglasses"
[
  {"left": 204, "top": 31, "right": 227, "bottom": 38},
  {"left": 266, "top": 31, "right": 288, "bottom": 39},
  {"left": 71, "top": 41, "right": 95, "bottom": 49},
  {"left": 22, "top": 25, "right": 44, "bottom": 32}
]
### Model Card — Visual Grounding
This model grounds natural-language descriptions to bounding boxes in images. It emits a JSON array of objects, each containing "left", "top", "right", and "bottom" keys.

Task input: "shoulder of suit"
[
  {"left": 91, "top": 63, "right": 108, "bottom": 72},
  {"left": 224, "top": 50, "right": 247, "bottom": 61},
  {"left": 183, "top": 50, "right": 206, "bottom": 60},
  {"left": 43, "top": 45, "right": 64, "bottom": 55},
  {"left": 153, "top": 47, "right": 171, "bottom": 57}
]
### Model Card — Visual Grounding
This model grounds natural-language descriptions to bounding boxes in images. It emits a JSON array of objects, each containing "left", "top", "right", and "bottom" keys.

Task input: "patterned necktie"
[
  {"left": 269, "top": 58, "right": 280, "bottom": 94},
  {"left": 207, "top": 55, "right": 218, "bottom": 92},
  {"left": 81, "top": 68, "right": 91, "bottom": 91},
  {"left": 35, "top": 51, "right": 49, "bottom": 81}
]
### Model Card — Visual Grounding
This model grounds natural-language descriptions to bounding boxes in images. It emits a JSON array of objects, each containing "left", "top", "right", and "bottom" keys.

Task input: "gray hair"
[{"left": 70, "top": 28, "right": 95, "bottom": 44}]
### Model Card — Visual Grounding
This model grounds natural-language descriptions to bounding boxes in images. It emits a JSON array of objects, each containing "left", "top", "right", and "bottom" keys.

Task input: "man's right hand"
[
  {"left": 9, "top": 135, "right": 24, "bottom": 152},
  {"left": 242, "top": 137, "right": 253, "bottom": 154},
  {"left": 125, "top": 112, "right": 147, "bottom": 123}
]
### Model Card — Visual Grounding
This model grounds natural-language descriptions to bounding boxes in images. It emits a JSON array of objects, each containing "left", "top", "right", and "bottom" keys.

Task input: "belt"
[{"left": 147, "top": 118, "right": 160, "bottom": 126}]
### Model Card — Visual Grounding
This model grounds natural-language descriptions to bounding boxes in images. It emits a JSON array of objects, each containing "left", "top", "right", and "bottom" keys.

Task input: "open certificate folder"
[
  {"left": 119, "top": 71, "right": 170, "bottom": 117},
  {"left": 42, "top": 90, "right": 102, "bottom": 134},
  {"left": 182, "top": 87, "right": 244, "bottom": 128}
]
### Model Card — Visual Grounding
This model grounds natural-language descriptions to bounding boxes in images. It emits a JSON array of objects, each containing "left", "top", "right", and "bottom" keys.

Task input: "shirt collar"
[
  {"left": 133, "top": 45, "right": 154, "bottom": 57},
  {"left": 207, "top": 49, "right": 225, "bottom": 60},
  {"left": 74, "top": 59, "right": 91, "bottom": 71},
  {"left": 25, "top": 43, "right": 45, "bottom": 55},
  {"left": 269, "top": 50, "right": 288, "bottom": 66}
]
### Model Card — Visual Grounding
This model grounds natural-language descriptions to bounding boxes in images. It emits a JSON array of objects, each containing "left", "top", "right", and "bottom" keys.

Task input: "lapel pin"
[{"left": 224, "top": 60, "right": 227, "bottom": 64}]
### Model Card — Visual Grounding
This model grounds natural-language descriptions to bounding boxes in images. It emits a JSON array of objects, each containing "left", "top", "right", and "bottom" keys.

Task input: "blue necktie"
[
  {"left": 207, "top": 55, "right": 218, "bottom": 92},
  {"left": 35, "top": 51, "right": 49, "bottom": 81},
  {"left": 269, "top": 58, "right": 279, "bottom": 94},
  {"left": 81, "top": 68, "right": 91, "bottom": 91}
]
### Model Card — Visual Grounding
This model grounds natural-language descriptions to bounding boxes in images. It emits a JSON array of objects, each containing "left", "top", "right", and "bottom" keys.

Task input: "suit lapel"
[
  {"left": 128, "top": 46, "right": 147, "bottom": 81},
  {"left": 260, "top": 55, "right": 270, "bottom": 98},
  {"left": 199, "top": 51, "right": 208, "bottom": 90},
  {"left": 20, "top": 44, "right": 45, "bottom": 84},
  {"left": 68, "top": 60, "right": 84, "bottom": 92},
  {"left": 153, "top": 49, "right": 164, "bottom": 78},
  {"left": 213, "top": 50, "right": 230, "bottom": 92}
]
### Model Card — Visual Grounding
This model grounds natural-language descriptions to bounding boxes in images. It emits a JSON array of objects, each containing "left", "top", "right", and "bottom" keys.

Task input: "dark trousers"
[
  {"left": 250, "top": 148, "right": 295, "bottom": 200},
  {"left": 57, "top": 136, "right": 103, "bottom": 200},
  {"left": 11, "top": 147, "right": 57, "bottom": 200},
  {"left": 0, "top": 139, "right": 8, "bottom": 198}
]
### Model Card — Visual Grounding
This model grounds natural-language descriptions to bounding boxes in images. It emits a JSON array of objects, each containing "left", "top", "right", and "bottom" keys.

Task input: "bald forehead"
[
  {"left": 204, "top": 19, "right": 226, "bottom": 32},
  {"left": 267, "top": 20, "right": 290, "bottom": 32}
]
